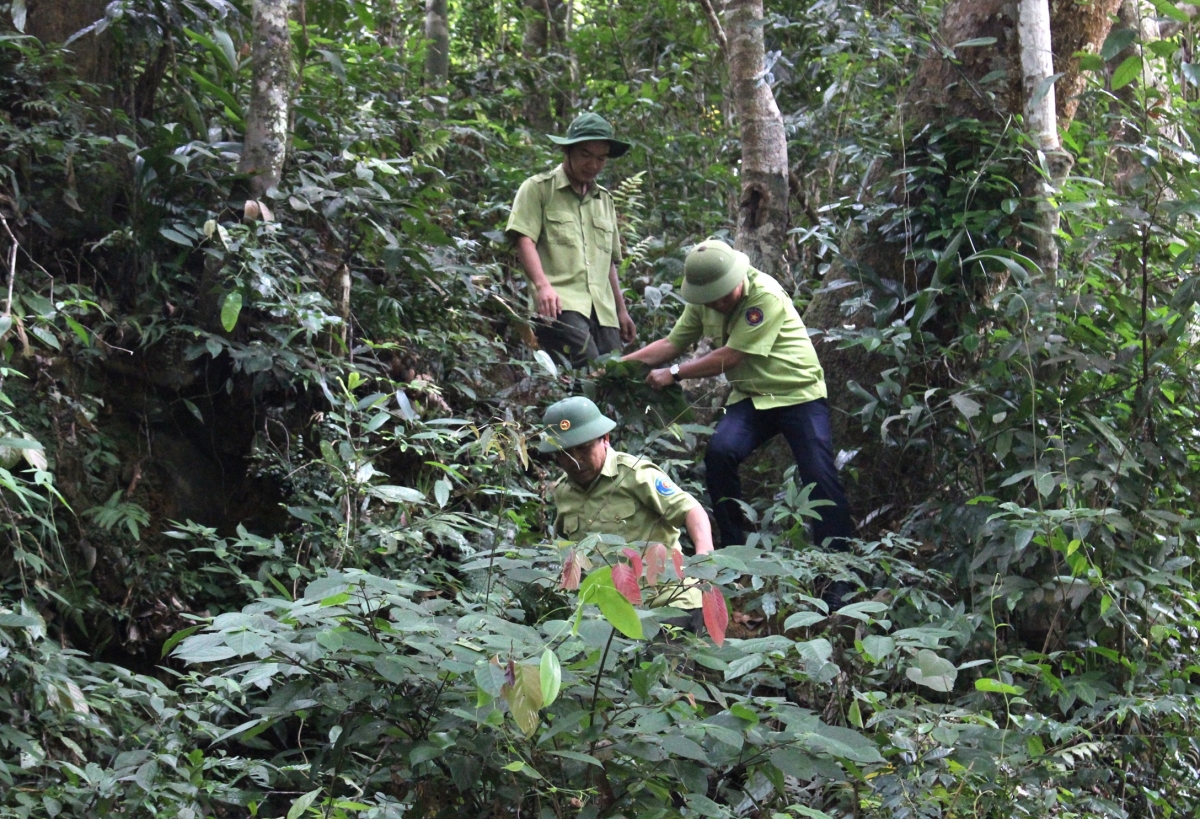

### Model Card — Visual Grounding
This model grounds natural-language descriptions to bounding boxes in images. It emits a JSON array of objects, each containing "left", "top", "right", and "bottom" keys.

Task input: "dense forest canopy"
[{"left": 1, "top": 0, "right": 1199, "bottom": 816}]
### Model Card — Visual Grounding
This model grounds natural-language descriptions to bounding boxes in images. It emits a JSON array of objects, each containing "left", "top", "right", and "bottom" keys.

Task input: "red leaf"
[
  {"left": 643, "top": 543, "right": 668, "bottom": 586},
  {"left": 621, "top": 547, "right": 644, "bottom": 579},
  {"left": 560, "top": 549, "right": 581, "bottom": 591},
  {"left": 672, "top": 548, "right": 685, "bottom": 581},
  {"left": 611, "top": 563, "right": 642, "bottom": 605},
  {"left": 702, "top": 585, "right": 729, "bottom": 647}
]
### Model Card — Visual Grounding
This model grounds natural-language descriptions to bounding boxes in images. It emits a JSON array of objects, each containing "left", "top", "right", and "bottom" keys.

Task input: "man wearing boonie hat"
[
  {"left": 622, "top": 240, "right": 855, "bottom": 607},
  {"left": 506, "top": 113, "right": 637, "bottom": 368},
  {"left": 540, "top": 396, "right": 713, "bottom": 624}
]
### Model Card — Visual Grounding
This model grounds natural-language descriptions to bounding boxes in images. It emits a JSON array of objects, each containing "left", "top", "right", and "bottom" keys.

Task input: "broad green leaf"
[
  {"left": 906, "top": 649, "right": 958, "bottom": 692},
  {"left": 287, "top": 788, "right": 321, "bottom": 819},
  {"left": 160, "top": 227, "right": 194, "bottom": 246},
  {"left": 501, "top": 663, "right": 543, "bottom": 737},
  {"left": 784, "top": 611, "right": 826, "bottom": 629},
  {"left": 861, "top": 635, "right": 896, "bottom": 662},
  {"left": 975, "top": 677, "right": 1026, "bottom": 696},
  {"left": 591, "top": 586, "right": 643, "bottom": 639},
  {"left": 1100, "top": 28, "right": 1137, "bottom": 61},
  {"left": 1111, "top": 55, "right": 1142, "bottom": 90},
  {"left": 220, "top": 292, "right": 243, "bottom": 332},
  {"left": 539, "top": 648, "right": 562, "bottom": 706},
  {"left": 370, "top": 485, "right": 425, "bottom": 504}
]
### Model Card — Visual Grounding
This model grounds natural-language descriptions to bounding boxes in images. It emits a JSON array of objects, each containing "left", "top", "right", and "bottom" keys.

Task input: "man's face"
[
  {"left": 705, "top": 281, "right": 745, "bottom": 315},
  {"left": 563, "top": 141, "right": 611, "bottom": 185},
  {"left": 554, "top": 434, "right": 608, "bottom": 486}
]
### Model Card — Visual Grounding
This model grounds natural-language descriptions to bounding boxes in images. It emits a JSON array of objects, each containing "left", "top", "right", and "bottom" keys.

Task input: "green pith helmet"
[
  {"left": 681, "top": 239, "right": 750, "bottom": 304},
  {"left": 538, "top": 396, "right": 616, "bottom": 453},
  {"left": 547, "top": 113, "right": 631, "bottom": 159}
]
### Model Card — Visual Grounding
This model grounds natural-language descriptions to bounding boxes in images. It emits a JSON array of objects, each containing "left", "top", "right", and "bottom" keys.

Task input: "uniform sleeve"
[
  {"left": 725, "top": 291, "right": 786, "bottom": 356},
  {"left": 665, "top": 303, "right": 705, "bottom": 351},
  {"left": 630, "top": 462, "right": 699, "bottom": 529},
  {"left": 506, "top": 176, "right": 545, "bottom": 242},
  {"left": 609, "top": 198, "right": 623, "bottom": 264}
]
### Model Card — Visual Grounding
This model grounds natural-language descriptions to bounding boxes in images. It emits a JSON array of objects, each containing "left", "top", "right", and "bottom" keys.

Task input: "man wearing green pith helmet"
[
  {"left": 539, "top": 396, "right": 712, "bottom": 620},
  {"left": 507, "top": 113, "right": 637, "bottom": 368}
]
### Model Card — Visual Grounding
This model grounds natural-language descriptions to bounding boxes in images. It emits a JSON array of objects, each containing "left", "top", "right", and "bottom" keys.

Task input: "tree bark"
[
  {"left": 239, "top": 0, "right": 293, "bottom": 198},
  {"left": 725, "top": 0, "right": 789, "bottom": 277},
  {"left": 424, "top": 0, "right": 450, "bottom": 115},
  {"left": 520, "top": 0, "right": 568, "bottom": 130},
  {"left": 25, "top": 0, "right": 112, "bottom": 83}
]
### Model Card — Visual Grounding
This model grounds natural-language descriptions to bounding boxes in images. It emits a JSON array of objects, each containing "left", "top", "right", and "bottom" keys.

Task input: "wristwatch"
[{"left": 669, "top": 364, "right": 681, "bottom": 382}]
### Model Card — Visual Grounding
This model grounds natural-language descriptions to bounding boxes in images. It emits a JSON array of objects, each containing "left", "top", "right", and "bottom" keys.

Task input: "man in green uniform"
[
  {"left": 507, "top": 113, "right": 637, "bottom": 368},
  {"left": 539, "top": 396, "right": 712, "bottom": 616},
  {"left": 622, "top": 239, "right": 854, "bottom": 607}
]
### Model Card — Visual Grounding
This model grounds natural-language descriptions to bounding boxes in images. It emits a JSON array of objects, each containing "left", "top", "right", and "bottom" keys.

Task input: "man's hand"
[
  {"left": 535, "top": 283, "right": 562, "bottom": 319},
  {"left": 646, "top": 368, "right": 675, "bottom": 390},
  {"left": 618, "top": 309, "right": 636, "bottom": 344}
]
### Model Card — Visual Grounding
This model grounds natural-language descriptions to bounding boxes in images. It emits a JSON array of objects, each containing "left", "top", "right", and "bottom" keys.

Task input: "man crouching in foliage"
[{"left": 540, "top": 396, "right": 712, "bottom": 630}]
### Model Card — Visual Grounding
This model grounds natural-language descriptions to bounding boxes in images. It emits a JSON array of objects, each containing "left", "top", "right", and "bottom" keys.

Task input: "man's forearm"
[
  {"left": 673, "top": 346, "right": 746, "bottom": 380},
  {"left": 685, "top": 505, "right": 714, "bottom": 555},
  {"left": 623, "top": 338, "right": 680, "bottom": 367},
  {"left": 514, "top": 235, "right": 550, "bottom": 288}
]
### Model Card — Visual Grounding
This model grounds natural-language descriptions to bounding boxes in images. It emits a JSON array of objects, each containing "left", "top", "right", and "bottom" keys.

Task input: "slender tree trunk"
[
  {"left": 424, "top": 0, "right": 450, "bottom": 115},
  {"left": 725, "top": 0, "right": 789, "bottom": 277},
  {"left": 1019, "top": 0, "right": 1069, "bottom": 277},
  {"left": 520, "top": 0, "right": 552, "bottom": 130},
  {"left": 239, "top": 0, "right": 293, "bottom": 198}
]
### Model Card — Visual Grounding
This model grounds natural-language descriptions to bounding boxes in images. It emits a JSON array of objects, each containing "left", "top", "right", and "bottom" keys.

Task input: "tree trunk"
[
  {"left": 25, "top": 0, "right": 112, "bottom": 83},
  {"left": 424, "top": 0, "right": 450, "bottom": 115},
  {"left": 520, "top": 0, "right": 551, "bottom": 130},
  {"left": 725, "top": 0, "right": 789, "bottom": 277},
  {"left": 1019, "top": 0, "right": 1069, "bottom": 277},
  {"left": 239, "top": 0, "right": 293, "bottom": 198},
  {"left": 804, "top": 0, "right": 1120, "bottom": 525}
]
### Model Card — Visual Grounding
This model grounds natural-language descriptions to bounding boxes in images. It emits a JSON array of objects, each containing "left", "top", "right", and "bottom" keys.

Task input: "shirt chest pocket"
[
  {"left": 560, "top": 499, "right": 639, "bottom": 539},
  {"left": 703, "top": 314, "right": 728, "bottom": 345},
  {"left": 544, "top": 210, "right": 579, "bottom": 245},
  {"left": 591, "top": 213, "right": 614, "bottom": 247}
]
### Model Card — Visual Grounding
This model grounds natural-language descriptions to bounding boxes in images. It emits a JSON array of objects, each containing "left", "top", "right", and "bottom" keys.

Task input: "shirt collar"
[
  {"left": 599, "top": 446, "right": 619, "bottom": 478},
  {"left": 552, "top": 164, "right": 604, "bottom": 199}
]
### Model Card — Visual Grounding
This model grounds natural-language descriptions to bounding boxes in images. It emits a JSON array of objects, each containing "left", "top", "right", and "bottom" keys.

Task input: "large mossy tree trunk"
[
  {"left": 803, "top": 0, "right": 1121, "bottom": 526},
  {"left": 520, "top": 0, "right": 569, "bottom": 130},
  {"left": 25, "top": 0, "right": 112, "bottom": 82},
  {"left": 725, "top": 0, "right": 789, "bottom": 277},
  {"left": 239, "top": 0, "right": 293, "bottom": 198}
]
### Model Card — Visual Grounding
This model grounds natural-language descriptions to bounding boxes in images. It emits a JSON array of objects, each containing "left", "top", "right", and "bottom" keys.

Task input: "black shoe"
[{"left": 821, "top": 580, "right": 855, "bottom": 613}]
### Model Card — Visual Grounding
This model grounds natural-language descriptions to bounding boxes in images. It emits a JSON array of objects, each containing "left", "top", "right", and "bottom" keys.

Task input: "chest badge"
[
  {"left": 745, "top": 306, "right": 764, "bottom": 327},
  {"left": 654, "top": 477, "right": 678, "bottom": 496}
]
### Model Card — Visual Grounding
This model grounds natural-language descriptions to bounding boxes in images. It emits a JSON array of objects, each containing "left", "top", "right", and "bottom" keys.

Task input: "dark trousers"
[
  {"left": 705, "top": 397, "right": 853, "bottom": 550},
  {"left": 534, "top": 309, "right": 622, "bottom": 369}
]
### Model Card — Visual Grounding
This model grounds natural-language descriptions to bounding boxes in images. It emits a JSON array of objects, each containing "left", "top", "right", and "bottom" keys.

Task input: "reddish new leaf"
[
  {"left": 671, "top": 548, "right": 685, "bottom": 581},
  {"left": 611, "top": 563, "right": 643, "bottom": 605},
  {"left": 560, "top": 549, "right": 581, "bottom": 591},
  {"left": 621, "top": 547, "right": 644, "bottom": 579},
  {"left": 643, "top": 543, "right": 669, "bottom": 586},
  {"left": 702, "top": 585, "right": 729, "bottom": 647}
]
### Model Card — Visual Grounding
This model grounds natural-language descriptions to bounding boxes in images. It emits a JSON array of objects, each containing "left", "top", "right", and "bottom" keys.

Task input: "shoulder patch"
[
  {"left": 654, "top": 476, "right": 678, "bottom": 497},
  {"left": 745, "top": 306, "right": 765, "bottom": 327}
]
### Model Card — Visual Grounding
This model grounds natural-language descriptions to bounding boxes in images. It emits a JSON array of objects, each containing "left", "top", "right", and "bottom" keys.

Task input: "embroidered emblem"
[
  {"left": 745, "top": 307, "right": 764, "bottom": 326},
  {"left": 559, "top": 419, "right": 571, "bottom": 431},
  {"left": 654, "top": 477, "right": 677, "bottom": 496}
]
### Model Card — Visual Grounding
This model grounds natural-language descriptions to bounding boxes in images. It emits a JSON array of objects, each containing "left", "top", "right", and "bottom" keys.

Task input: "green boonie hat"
[
  {"left": 547, "top": 113, "right": 631, "bottom": 159},
  {"left": 681, "top": 239, "right": 750, "bottom": 304},
  {"left": 538, "top": 396, "right": 616, "bottom": 453}
]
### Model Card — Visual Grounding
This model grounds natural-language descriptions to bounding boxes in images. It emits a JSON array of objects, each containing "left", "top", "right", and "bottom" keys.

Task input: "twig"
[
  {"left": 0, "top": 211, "right": 17, "bottom": 319},
  {"left": 695, "top": 0, "right": 728, "bottom": 59}
]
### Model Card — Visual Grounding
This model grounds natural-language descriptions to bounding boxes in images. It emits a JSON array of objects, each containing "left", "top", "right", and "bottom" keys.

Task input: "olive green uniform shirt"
[
  {"left": 553, "top": 448, "right": 702, "bottom": 609},
  {"left": 666, "top": 267, "right": 827, "bottom": 410},
  {"left": 506, "top": 166, "right": 623, "bottom": 328}
]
